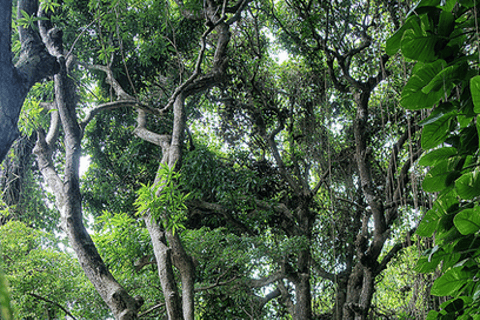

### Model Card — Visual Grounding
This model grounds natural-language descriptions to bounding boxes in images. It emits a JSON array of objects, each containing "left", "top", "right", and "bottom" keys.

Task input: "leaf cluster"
[
  {"left": 134, "top": 163, "right": 190, "bottom": 234},
  {"left": 388, "top": 0, "right": 480, "bottom": 318}
]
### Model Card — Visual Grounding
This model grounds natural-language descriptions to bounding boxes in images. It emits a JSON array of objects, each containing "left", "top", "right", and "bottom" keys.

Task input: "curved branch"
[
  {"left": 28, "top": 293, "right": 78, "bottom": 320},
  {"left": 376, "top": 227, "right": 416, "bottom": 274},
  {"left": 80, "top": 100, "right": 140, "bottom": 129},
  {"left": 133, "top": 109, "right": 171, "bottom": 149},
  {"left": 138, "top": 302, "right": 166, "bottom": 318},
  {"left": 32, "top": 129, "right": 65, "bottom": 206},
  {"left": 265, "top": 122, "right": 301, "bottom": 194},
  {"left": 79, "top": 62, "right": 133, "bottom": 100},
  {"left": 246, "top": 271, "right": 285, "bottom": 288},
  {"left": 195, "top": 274, "right": 238, "bottom": 291}
]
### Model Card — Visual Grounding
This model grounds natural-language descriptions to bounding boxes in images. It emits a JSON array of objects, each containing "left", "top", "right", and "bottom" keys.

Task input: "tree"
[
  {"left": 8, "top": 0, "right": 254, "bottom": 319},
  {"left": 212, "top": 1, "right": 425, "bottom": 319}
]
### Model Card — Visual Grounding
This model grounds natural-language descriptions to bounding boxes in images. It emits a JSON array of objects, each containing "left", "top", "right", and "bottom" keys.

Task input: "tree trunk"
[
  {"left": 0, "top": 0, "right": 23, "bottom": 163},
  {"left": 144, "top": 214, "right": 183, "bottom": 320},
  {"left": 144, "top": 93, "right": 195, "bottom": 320},
  {"left": 0, "top": 0, "right": 58, "bottom": 164},
  {"left": 294, "top": 268, "right": 312, "bottom": 320},
  {"left": 33, "top": 31, "right": 142, "bottom": 318},
  {"left": 293, "top": 206, "right": 313, "bottom": 320},
  {"left": 342, "top": 265, "right": 376, "bottom": 320}
]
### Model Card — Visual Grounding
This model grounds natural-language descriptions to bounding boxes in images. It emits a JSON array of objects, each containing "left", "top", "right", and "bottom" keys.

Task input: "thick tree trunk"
[
  {"left": 167, "top": 230, "right": 195, "bottom": 320},
  {"left": 143, "top": 93, "right": 195, "bottom": 320},
  {"left": 0, "top": 0, "right": 23, "bottom": 162},
  {"left": 294, "top": 269, "right": 312, "bottom": 320},
  {"left": 293, "top": 206, "right": 313, "bottom": 320},
  {"left": 342, "top": 265, "right": 375, "bottom": 320},
  {"left": 0, "top": 0, "right": 57, "bottom": 163},
  {"left": 340, "top": 88, "right": 388, "bottom": 320}
]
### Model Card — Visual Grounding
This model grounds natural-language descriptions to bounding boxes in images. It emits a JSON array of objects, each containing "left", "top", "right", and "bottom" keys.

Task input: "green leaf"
[
  {"left": 431, "top": 267, "right": 471, "bottom": 296},
  {"left": 426, "top": 310, "right": 439, "bottom": 320},
  {"left": 386, "top": 16, "right": 417, "bottom": 55},
  {"left": 454, "top": 207, "right": 480, "bottom": 234},
  {"left": 438, "top": 10, "right": 455, "bottom": 37},
  {"left": 441, "top": 297, "right": 464, "bottom": 313},
  {"left": 419, "top": 109, "right": 452, "bottom": 126},
  {"left": 401, "top": 60, "right": 447, "bottom": 110},
  {"left": 422, "top": 62, "right": 465, "bottom": 94},
  {"left": 423, "top": 158, "right": 460, "bottom": 192},
  {"left": 419, "top": 147, "right": 458, "bottom": 166},
  {"left": 470, "top": 76, "right": 480, "bottom": 113},
  {"left": 417, "top": 209, "right": 443, "bottom": 237},
  {"left": 455, "top": 170, "right": 480, "bottom": 200},
  {"left": 421, "top": 113, "right": 454, "bottom": 149},
  {"left": 401, "top": 18, "right": 438, "bottom": 62}
]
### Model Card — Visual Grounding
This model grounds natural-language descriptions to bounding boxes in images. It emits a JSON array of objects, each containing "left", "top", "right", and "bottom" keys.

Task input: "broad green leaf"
[
  {"left": 454, "top": 207, "right": 480, "bottom": 234},
  {"left": 455, "top": 170, "right": 480, "bottom": 200},
  {"left": 442, "top": 0, "right": 457, "bottom": 12},
  {"left": 417, "top": 192, "right": 458, "bottom": 236},
  {"left": 401, "top": 18, "right": 438, "bottom": 62},
  {"left": 431, "top": 267, "right": 471, "bottom": 296},
  {"left": 419, "top": 147, "right": 458, "bottom": 166},
  {"left": 423, "top": 159, "right": 459, "bottom": 192},
  {"left": 386, "top": 16, "right": 417, "bottom": 55},
  {"left": 419, "top": 102, "right": 455, "bottom": 126},
  {"left": 401, "top": 60, "right": 447, "bottom": 110},
  {"left": 422, "top": 62, "right": 465, "bottom": 94},
  {"left": 441, "top": 297, "right": 464, "bottom": 313},
  {"left": 438, "top": 10, "right": 455, "bottom": 37},
  {"left": 426, "top": 310, "right": 439, "bottom": 320},
  {"left": 416, "top": 246, "right": 446, "bottom": 271},
  {"left": 421, "top": 113, "right": 453, "bottom": 149},
  {"left": 470, "top": 76, "right": 480, "bottom": 113},
  {"left": 417, "top": 208, "right": 443, "bottom": 236}
]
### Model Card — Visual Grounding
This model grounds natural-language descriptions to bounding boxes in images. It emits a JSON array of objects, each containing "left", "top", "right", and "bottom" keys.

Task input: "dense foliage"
[{"left": 388, "top": 0, "right": 480, "bottom": 319}]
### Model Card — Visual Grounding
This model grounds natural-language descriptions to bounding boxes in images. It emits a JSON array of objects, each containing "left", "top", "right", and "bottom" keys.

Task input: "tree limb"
[{"left": 28, "top": 293, "right": 78, "bottom": 320}]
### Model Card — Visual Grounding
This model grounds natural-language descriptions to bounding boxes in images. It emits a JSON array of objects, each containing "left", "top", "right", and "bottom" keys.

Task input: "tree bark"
[
  {"left": 33, "top": 20, "right": 142, "bottom": 319},
  {"left": 0, "top": 0, "right": 57, "bottom": 163}
]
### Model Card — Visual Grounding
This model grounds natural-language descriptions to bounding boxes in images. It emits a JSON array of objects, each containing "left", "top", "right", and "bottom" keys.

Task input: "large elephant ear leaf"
[
  {"left": 401, "top": 60, "right": 447, "bottom": 110},
  {"left": 386, "top": 16, "right": 417, "bottom": 55},
  {"left": 422, "top": 158, "right": 459, "bottom": 192},
  {"left": 454, "top": 207, "right": 480, "bottom": 235},
  {"left": 470, "top": 76, "right": 480, "bottom": 113},
  {"left": 419, "top": 147, "right": 457, "bottom": 167},
  {"left": 455, "top": 170, "right": 480, "bottom": 200},
  {"left": 431, "top": 267, "right": 471, "bottom": 296},
  {"left": 400, "top": 16, "right": 438, "bottom": 62},
  {"left": 421, "top": 113, "right": 453, "bottom": 149}
]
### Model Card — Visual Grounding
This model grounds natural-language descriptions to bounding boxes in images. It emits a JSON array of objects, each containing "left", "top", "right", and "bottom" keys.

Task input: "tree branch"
[
  {"left": 376, "top": 227, "right": 416, "bottom": 273},
  {"left": 28, "top": 293, "right": 78, "bottom": 320},
  {"left": 246, "top": 271, "right": 285, "bottom": 288}
]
